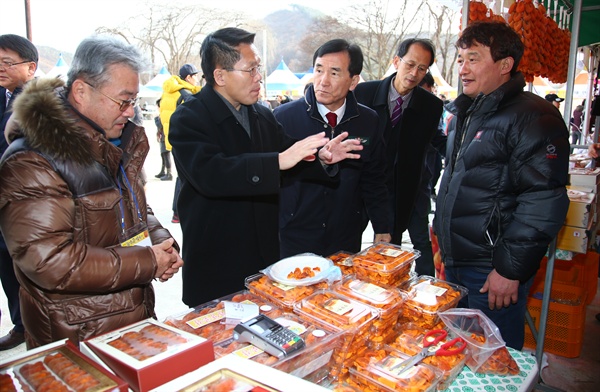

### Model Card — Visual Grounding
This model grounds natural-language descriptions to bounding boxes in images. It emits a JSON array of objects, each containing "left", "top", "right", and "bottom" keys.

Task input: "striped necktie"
[{"left": 391, "top": 96, "right": 403, "bottom": 127}]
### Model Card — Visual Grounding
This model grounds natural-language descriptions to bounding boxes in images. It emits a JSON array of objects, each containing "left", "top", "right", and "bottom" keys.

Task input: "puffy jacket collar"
[
  {"left": 162, "top": 75, "right": 201, "bottom": 95},
  {"left": 452, "top": 72, "right": 527, "bottom": 117}
]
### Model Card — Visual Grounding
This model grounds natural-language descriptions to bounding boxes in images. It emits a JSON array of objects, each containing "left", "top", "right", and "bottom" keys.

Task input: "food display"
[
  {"left": 214, "top": 312, "right": 343, "bottom": 383},
  {"left": 347, "top": 347, "right": 441, "bottom": 392},
  {"left": 387, "top": 325, "right": 468, "bottom": 390},
  {"left": 399, "top": 276, "right": 467, "bottom": 329},
  {"left": 351, "top": 243, "right": 417, "bottom": 286},
  {"left": 0, "top": 343, "right": 121, "bottom": 392},
  {"left": 266, "top": 254, "right": 334, "bottom": 286},
  {"left": 106, "top": 323, "right": 188, "bottom": 361},
  {"left": 293, "top": 290, "right": 378, "bottom": 378},
  {"left": 332, "top": 276, "right": 406, "bottom": 338},
  {"left": 287, "top": 266, "right": 321, "bottom": 279},
  {"left": 164, "top": 291, "right": 284, "bottom": 345},
  {"left": 246, "top": 274, "right": 328, "bottom": 311},
  {"left": 326, "top": 251, "right": 355, "bottom": 275},
  {"left": 466, "top": 333, "right": 520, "bottom": 375},
  {"left": 178, "top": 368, "right": 280, "bottom": 392}
]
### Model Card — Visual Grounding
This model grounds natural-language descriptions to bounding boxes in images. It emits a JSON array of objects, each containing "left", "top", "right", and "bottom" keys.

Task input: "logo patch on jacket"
[
  {"left": 546, "top": 144, "right": 558, "bottom": 159},
  {"left": 346, "top": 136, "right": 370, "bottom": 145}
]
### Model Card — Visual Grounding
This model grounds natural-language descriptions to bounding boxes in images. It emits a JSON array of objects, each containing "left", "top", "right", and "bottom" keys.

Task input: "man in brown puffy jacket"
[{"left": 0, "top": 36, "right": 183, "bottom": 348}]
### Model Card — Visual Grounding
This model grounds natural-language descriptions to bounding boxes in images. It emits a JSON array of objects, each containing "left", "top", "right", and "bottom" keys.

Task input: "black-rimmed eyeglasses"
[
  {"left": 0, "top": 60, "right": 32, "bottom": 69},
  {"left": 84, "top": 82, "right": 139, "bottom": 112}
]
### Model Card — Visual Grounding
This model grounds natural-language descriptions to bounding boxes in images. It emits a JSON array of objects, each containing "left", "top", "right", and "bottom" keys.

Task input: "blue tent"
[
  {"left": 265, "top": 60, "right": 303, "bottom": 97},
  {"left": 145, "top": 66, "right": 171, "bottom": 92}
]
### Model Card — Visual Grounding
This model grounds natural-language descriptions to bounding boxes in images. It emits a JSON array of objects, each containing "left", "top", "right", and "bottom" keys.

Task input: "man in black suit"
[
  {"left": 354, "top": 38, "right": 444, "bottom": 276},
  {"left": 0, "top": 34, "right": 38, "bottom": 349}
]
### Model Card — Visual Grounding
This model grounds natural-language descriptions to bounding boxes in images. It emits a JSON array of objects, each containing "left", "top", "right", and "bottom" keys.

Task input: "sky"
[{"left": 0, "top": 0, "right": 346, "bottom": 54}]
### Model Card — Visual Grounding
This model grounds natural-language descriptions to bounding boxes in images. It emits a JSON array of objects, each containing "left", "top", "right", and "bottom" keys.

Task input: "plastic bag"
[
  {"left": 438, "top": 308, "right": 519, "bottom": 375},
  {"left": 262, "top": 253, "right": 342, "bottom": 286}
]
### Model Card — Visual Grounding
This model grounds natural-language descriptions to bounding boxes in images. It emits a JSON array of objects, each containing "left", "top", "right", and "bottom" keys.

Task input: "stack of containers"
[
  {"left": 213, "top": 312, "right": 345, "bottom": 384},
  {"left": 523, "top": 277, "right": 587, "bottom": 358},
  {"left": 245, "top": 273, "right": 328, "bottom": 312},
  {"left": 346, "top": 346, "right": 442, "bottom": 392},
  {"left": 399, "top": 276, "right": 468, "bottom": 329},
  {"left": 163, "top": 291, "right": 285, "bottom": 344},
  {"left": 293, "top": 290, "right": 378, "bottom": 380},
  {"left": 387, "top": 324, "right": 467, "bottom": 390},
  {"left": 332, "top": 276, "right": 407, "bottom": 348},
  {"left": 351, "top": 243, "right": 418, "bottom": 287}
]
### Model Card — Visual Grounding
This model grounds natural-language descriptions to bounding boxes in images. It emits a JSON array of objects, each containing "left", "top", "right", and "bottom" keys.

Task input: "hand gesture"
[
  {"left": 480, "top": 269, "right": 519, "bottom": 310},
  {"left": 588, "top": 143, "right": 600, "bottom": 158},
  {"left": 151, "top": 238, "right": 184, "bottom": 282},
  {"left": 279, "top": 132, "right": 329, "bottom": 170},
  {"left": 318, "top": 131, "right": 363, "bottom": 165}
]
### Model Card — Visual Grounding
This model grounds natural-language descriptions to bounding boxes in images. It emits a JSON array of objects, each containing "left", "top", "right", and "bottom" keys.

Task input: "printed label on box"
[
  {"left": 232, "top": 344, "right": 265, "bottom": 359},
  {"left": 272, "top": 281, "right": 296, "bottom": 291},
  {"left": 348, "top": 280, "right": 389, "bottom": 302},
  {"left": 186, "top": 309, "right": 225, "bottom": 329},
  {"left": 378, "top": 248, "right": 403, "bottom": 257},
  {"left": 324, "top": 299, "right": 353, "bottom": 315}
]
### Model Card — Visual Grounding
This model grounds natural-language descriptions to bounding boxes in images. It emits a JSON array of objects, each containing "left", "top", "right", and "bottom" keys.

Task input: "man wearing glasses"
[
  {"left": 169, "top": 28, "right": 362, "bottom": 307},
  {"left": 0, "top": 35, "right": 183, "bottom": 348},
  {"left": 0, "top": 34, "right": 37, "bottom": 350},
  {"left": 354, "top": 38, "right": 444, "bottom": 276}
]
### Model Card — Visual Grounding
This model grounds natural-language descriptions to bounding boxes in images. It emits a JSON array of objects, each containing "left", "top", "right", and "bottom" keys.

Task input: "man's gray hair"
[{"left": 66, "top": 35, "right": 147, "bottom": 89}]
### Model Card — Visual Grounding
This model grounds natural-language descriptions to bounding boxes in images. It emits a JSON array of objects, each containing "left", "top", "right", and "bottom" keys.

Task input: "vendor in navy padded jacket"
[{"left": 433, "top": 21, "right": 570, "bottom": 350}]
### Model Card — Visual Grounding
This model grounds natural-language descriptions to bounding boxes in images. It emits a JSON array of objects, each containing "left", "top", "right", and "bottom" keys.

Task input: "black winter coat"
[
  {"left": 274, "top": 86, "right": 390, "bottom": 257},
  {"left": 433, "top": 73, "right": 570, "bottom": 282},
  {"left": 169, "top": 85, "right": 330, "bottom": 307},
  {"left": 354, "top": 74, "right": 444, "bottom": 239}
]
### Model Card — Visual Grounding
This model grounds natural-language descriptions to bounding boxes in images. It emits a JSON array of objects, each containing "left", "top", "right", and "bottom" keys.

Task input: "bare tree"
[
  {"left": 95, "top": 3, "right": 247, "bottom": 79},
  {"left": 426, "top": 1, "right": 460, "bottom": 86},
  {"left": 340, "top": 0, "right": 428, "bottom": 80}
]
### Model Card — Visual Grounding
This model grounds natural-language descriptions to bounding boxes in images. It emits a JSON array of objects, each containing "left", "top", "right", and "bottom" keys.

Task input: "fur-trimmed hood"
[{"left": 8, "top": 77, "right": 95, "bottom": 165}]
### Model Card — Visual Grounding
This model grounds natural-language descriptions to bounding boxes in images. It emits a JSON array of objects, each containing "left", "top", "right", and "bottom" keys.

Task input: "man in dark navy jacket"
[
  {"left": 274, "top": 39, "right": 391, "bottom": 257},
  {"left": 354, "top": 38, "right": 444, "bottom": 276},
  {"left": 0, "top": 34, "right": 37, "bottom": 349}
]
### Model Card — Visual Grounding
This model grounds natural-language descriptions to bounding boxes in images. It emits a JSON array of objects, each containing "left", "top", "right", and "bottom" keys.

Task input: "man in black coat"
[
  {"left": 0, "top": 34, "right": 38, "bottom": 349},
  {"left": 169, "top": 28, "right": 362, "bottom": 307},
  {"left": 354, "top": 38, "right": 444, "bottom": 276}
]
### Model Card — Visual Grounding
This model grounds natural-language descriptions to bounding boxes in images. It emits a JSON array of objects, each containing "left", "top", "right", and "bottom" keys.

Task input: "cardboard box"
[
  {"left": 557, "top": 225, "right": 589, "bottom": 253},
  {"left": 0, "top": 339, "right": 128, "bottom": 391},
  {"left": 82, "top": 318, "right": 214, "bottom": 392},
  {"left": 569, "top": 167, "right": 600, "bottom": 187},
  {"left": 565, "top": 190, "right": 596, "bottom": 228},
  {"left": 150, "top": 354, "right": 330, "bottom": 392}
]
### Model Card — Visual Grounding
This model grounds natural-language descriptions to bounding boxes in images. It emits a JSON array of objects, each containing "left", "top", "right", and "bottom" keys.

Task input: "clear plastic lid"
[
  {"left": 403, "top": 275, "right": 468, "bottom": 313},
  {"left": 351, "top": 243, "right": 419, "bottom": 272},
  {"left": 245, "top": 273, "right": 326, "bottom": 310},
  {"left": 332, "top": 275, "right": 406, "bottom": 312},
  {"left": 293, "top": 290, "right": 378, "bottom": 332}
]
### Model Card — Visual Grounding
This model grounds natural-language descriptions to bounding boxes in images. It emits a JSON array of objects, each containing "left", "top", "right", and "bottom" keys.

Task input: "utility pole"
[{"left": 24, "top": 0, "right": 32, "bottom": 41}]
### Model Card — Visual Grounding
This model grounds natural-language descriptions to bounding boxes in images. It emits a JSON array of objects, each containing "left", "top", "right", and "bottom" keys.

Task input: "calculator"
[{"left": 233, "top": 314, "right": 306, "bottom": 358}]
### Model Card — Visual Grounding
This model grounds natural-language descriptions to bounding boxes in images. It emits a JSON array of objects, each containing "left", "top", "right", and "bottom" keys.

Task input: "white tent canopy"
[
  {"left": 145, "top": 66, "right": 171, "bottom": 92},
  {"left": 44, "top": 54, "right": 69, "bottom": 81},
  {"left": 265, "top": 60, "right": 303, "bottom": 98}
]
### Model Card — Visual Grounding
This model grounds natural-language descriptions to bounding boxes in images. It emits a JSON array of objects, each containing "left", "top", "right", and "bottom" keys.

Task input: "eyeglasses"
[
  {"left": 84, "top": 82, "right": 139, "bottom": 112},
  {"left": 0, "top": 60, "right": 31, "bottom": 69},
  {"left": 226, "top": 64, "right": 263, "bottom": 78},
  {"left": 399, "top": 57, "right": 429, "bottom": 74}
]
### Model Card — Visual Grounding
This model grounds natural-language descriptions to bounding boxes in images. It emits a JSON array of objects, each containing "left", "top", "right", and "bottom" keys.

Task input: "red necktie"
[
  {"left": 391, "top": 96, "right": 403, "bottom": 127},
  {"left": 326, "top": 112, "right": 337, "bottom": 128}
]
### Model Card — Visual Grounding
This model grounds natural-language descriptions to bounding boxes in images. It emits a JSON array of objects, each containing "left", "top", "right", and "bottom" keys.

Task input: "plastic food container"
[
  {"left": 163, "top": 290, "right": 284, "bottom": 345},
  {"left": 351, "top": 243, "right": 418, "bottom": 286},
  {"left": 293, "top": 290, "right": 378, "bottom": 379},
  {"left": 214, "top": 312, "right": 344, "bottom": 384},
  {"left": 387, "top": 325, "right": 467, "bottom": 390},
  {"left": 178, "top": 368, "right": 279, "bottom": 391},
  {"left": 326, "top": 250, "right": 356, "bottom": 275},
  {"left": 399, "top": 276, "right": 468, "bottom": 329},
  {"left": 245, "top": 273, "right": 328, "bottom": 311},
  {"left": 332, "top": 275, "right": 406, "bottom": 337},
  {"left": 347, "top": 347, "right": 442, "bottom": 392}
]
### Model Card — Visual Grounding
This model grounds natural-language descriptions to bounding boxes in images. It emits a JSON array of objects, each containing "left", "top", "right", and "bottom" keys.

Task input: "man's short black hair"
[
  {"left": 456, "top": 21, "right": 524, "bottom": 76},
  {"left": 200, "top": 27, "right": 256, "bottom": 86},
  {"left": 0, "top": 34, "right": 38, "bottom": 64},
  {"left": 396, "top": 38, "right": 436, "bottom": 66},
  {"left": 419, "top": 72, "right": 435, "bottom": 89},
  {"left": 312, "top": 39, "right": 363, "bottom": 77}
]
